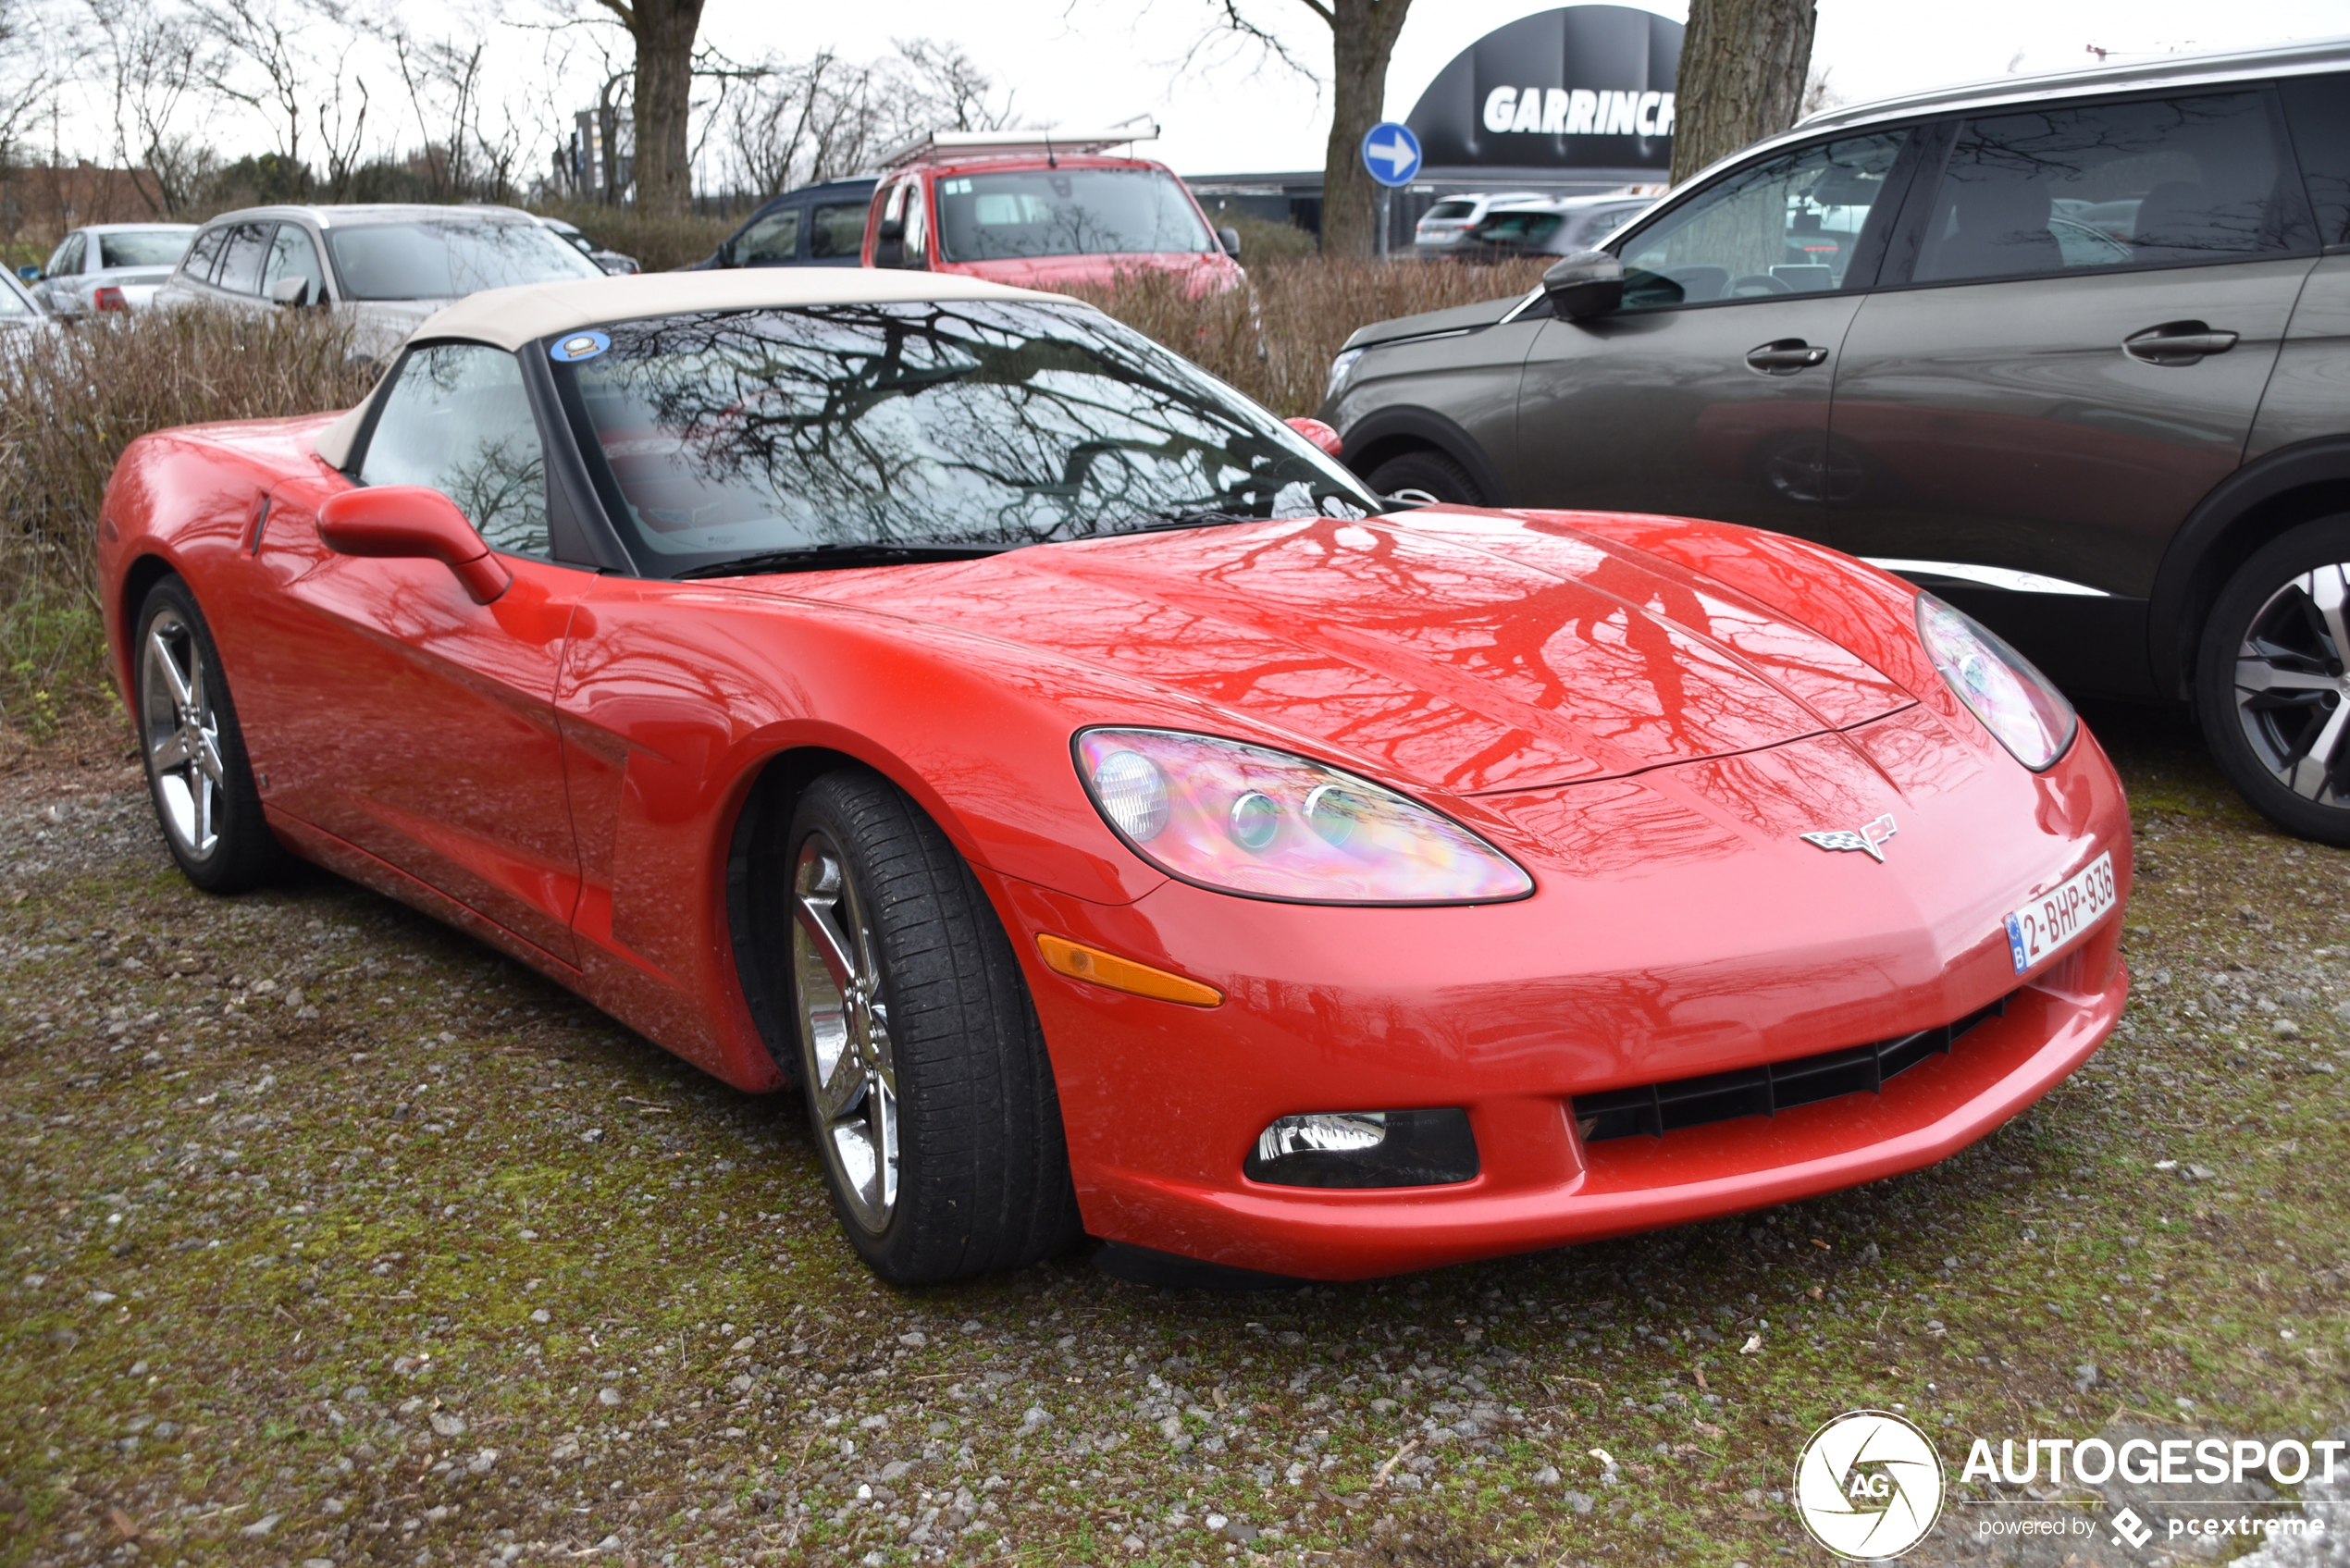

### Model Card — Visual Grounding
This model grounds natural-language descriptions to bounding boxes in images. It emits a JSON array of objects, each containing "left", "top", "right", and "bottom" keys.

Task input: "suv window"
[
  {"left": 180, "top": 226, "right": 229, "bottom": 281},
  {"left": 810, "top": 201, "right": 865, "bottom": 258},
  {"left": 735, "top": 206, "right": 800, "bottom": 265},
  {"left": 2280, "top": 71, "right": 2350, "bottom": 248},
  {"left": 216, "top": 223, "right": 274, "bottom": 294},
  {"left": 262, "top": 224, "right": 326, "bottom": 303},
  {"left": 1618, "top": 130, "right": 1909, "bottom": 308},
  {"left": 1913, "top": 90, "right": 2302, "bottom": 284},
  {"left": 359, "top": 343, "right": 550, "bottom": 559}
]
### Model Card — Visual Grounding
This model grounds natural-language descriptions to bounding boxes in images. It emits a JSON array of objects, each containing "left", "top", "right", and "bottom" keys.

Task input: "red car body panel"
[
  {"left": 859, "top": 152, "right": 1246, "bottom": 296},
  {"left": 98, "top": 409, "right": 2131, "bottom": 1280}
]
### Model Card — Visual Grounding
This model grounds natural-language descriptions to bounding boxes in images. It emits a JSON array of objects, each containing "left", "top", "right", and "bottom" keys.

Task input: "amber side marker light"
[{"left": 1034, "top": 933, "right": 1222, "bottom": 1008}]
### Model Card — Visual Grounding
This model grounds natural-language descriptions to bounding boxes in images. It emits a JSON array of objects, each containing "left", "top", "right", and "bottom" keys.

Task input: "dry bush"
[
  {"left": 0, "top": 307, "right": 377, "bottom": 732},
  {"left": 1050, "top": 255, "right": 1552, "bottom": 419},
  {"left": 530, "top": 202, "right": 735, "bottom": 273}
]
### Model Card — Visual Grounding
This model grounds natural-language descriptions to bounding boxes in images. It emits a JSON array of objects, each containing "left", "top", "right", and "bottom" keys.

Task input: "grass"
[{"left": 0, "top": 705, "right": 2344, "bottom": 1566}]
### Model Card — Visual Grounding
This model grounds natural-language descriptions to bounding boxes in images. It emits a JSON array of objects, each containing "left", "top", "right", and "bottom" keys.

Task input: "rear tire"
[
  {"left": 1365, "top": 449, "right": 1483, "bottom": 508},
  {"left": 783, "top": 769, "right": 1081, "bottom": 1284},
  {"left": 133, "top": 576, "right": 281, "bottom": 892},
  {"left": 2195, "top": 517, "right": 2350, "bottom": 846}
]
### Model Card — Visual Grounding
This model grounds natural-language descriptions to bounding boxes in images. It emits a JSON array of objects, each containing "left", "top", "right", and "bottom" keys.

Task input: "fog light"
[{"left": 1243, "top": 1107, "right": 1478, "bottom": 1189}]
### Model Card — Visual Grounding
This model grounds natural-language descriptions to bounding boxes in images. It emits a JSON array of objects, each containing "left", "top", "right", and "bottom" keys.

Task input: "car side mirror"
[
  {"left": 317, "top": 486, "right": 511, "bottom": 604},
  {"left": 1541, "top": 249, "right": 1626, "bottom": 320},
  {"left": 877, "top": 217, "right": 905, "bottom": 243},
  {"left": 16, "top": 265, "right": 37, "bottom": 282},
  {"left": 1286, "top": 416, "right": 1343, "bottom": 459},
  {"left": 717, "top": 239, "right": 736, "bottom": 267},
  {"left": 1218, "top": 227, "right": 1242, "bottom": 260},
  {"left": 872, "top": 216, "right": 907, "bottom": 268},
  {"left": 268, "top": 275, "right": 311, "bottom": 308}
]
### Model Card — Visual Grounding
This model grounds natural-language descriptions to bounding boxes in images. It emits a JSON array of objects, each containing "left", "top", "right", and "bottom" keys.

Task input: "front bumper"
[{"left": 990, "top": 717, "right": 2131, "bottom": 1280}]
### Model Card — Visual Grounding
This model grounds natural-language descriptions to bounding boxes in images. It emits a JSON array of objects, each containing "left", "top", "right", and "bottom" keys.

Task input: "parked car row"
[
  {"left": 1413, "top": 191, "right": 1657, "bottom": 262},
  {"left": 1326, "top": 35, "right": 2350, "bottom": 846}
]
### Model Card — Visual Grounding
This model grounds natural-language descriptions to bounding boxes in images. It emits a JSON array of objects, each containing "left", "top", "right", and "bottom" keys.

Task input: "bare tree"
[
  {"left": 1, "top": 3, "right": 84, "bottom": 189},
  {"left": 718, "top": 40, "right": 1011, "bottom": 202},
  {"left": 578, "top": 0, "right": 705, "bottom": 216},
  {"left": 1670, "top": 0, "right": 1818, "bottom": 183},
  {"left": 192, "top": 0, "right": 315, "bottom": 177},
  {"left": 1194, "top": 0, "right": 1413, "bottom": 260},
  {"left": 80, "top": 0, "right": 218, "bottom": 215}
]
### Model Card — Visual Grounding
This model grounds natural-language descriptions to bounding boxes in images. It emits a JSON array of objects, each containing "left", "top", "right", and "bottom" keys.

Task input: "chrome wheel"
[
  {"left": 2232, "top": 562, "right": 2350, "bottom": 808},
  {"left": 791, "top": 830, "right": 898, "bottom": 1234},
  {"left": 140, "top": 607, "right": 228, "bottom": 861}
]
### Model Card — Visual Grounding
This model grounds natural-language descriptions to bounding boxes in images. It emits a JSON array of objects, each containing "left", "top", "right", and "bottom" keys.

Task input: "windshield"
[
  {"left": 934, "top": 169, "right": 1213, "bottom": 262},
  {"left": 327, "top": 220, "right": 600, "bottom": 300},
  {"left": 98, "top": 230, "right": 192, "bottom": 268},
  {"left": 550, "top": 300, "right": 1382, "bottom": 577}
]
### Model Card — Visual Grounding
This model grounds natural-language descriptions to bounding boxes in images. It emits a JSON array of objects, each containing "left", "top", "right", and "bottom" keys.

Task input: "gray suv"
[{"left": 1323, "top": 38, "right": 2350, "bottom": 845}]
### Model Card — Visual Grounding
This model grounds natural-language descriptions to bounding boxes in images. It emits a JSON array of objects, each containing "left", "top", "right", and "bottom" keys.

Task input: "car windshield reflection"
[{"left": 550, "top": 300, "right": 1384, "bottom": 577}]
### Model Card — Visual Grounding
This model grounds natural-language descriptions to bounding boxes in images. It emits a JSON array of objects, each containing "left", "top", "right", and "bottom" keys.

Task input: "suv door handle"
[
  {"left": 2123, "top": 321, "right": 2239, "bottom": 366},
  {"left": 1746, "top": 340, "right": 1830, "bottom": 374}
]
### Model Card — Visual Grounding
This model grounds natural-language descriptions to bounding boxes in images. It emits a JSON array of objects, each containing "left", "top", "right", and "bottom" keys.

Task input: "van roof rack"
[{"left": 879, "top": 123, "right": 1160, "bottom": 168}]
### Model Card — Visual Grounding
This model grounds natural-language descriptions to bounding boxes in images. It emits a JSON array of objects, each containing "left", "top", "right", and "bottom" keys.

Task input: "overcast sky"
[{"left": 701, "top": 0, "right": 2349, "bottom": 176}]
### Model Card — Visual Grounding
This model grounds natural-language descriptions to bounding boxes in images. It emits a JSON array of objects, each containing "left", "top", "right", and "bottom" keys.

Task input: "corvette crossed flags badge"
[{"left": 1800, "top": 813, "right": 1899, "bottom": 862}]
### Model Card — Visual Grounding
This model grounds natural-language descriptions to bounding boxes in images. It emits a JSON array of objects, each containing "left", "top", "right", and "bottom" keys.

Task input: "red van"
[{"left": 861, "top": 130, "right": 1246, "bottom": 294}]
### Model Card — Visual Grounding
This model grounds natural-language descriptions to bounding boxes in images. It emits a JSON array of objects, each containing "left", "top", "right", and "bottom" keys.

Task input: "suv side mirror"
[
  {"left": 1541, "top": 249, "right": 1625, "bottom": 320},
  {"left": 716, "top": 239, "right": 736, "bottom": 268},
  {"left": 268, "top": 276, "right": 312, "bottom": 308},
  {"left": 318, "top": 487, "right": 511, "bottom": 604},
  {"left": 1217, "top": 227, "right": 1242, "bottom": 260},
  {"left": 16, "top": 265, "right": 37, "bottom": 282},
  {"left": 872, "top": 216, "right": 906, "bottom": 267}
]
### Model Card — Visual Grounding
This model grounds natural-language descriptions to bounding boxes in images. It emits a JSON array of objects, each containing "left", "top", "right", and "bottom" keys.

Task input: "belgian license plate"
[{"left": 2003, "top": 852, "right": 2117, "bottom": 973}]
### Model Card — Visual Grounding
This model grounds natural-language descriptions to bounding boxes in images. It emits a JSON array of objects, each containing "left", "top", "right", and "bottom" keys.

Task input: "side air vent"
[{"left": 1572, "top": 994, "right": 2010, "bottom": 1143}]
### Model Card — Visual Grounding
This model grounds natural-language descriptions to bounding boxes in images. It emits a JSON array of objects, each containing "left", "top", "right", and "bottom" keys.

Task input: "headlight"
[
  {"left": 1325, "top": 345, "right": 1366, "bottom": 403},
  {"left": 1074, "top": 728, "right": 1532, "bottom": 905},
  {"left": 1914, "top": 593, "right": 2076, "bottom": 771}
]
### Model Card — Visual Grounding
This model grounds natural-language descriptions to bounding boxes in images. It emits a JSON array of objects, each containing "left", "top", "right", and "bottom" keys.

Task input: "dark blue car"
[{"left": 686, "top": 179, "right": 876, "bottom": 270}]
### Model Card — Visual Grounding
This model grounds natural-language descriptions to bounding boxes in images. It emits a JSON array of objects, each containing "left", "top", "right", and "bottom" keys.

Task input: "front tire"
[
  {"left": 2195, "top": 518, "right": 2350, "bottom": 846},
  {"left": 134, "top": 576, "right": 280, "bottom": 891},
  {"left": 784, "top": 770, "right": 1081, "bottom": 1284},
  {"left": 1364, "top": 448, "right": 1483, "bottom": 508}
]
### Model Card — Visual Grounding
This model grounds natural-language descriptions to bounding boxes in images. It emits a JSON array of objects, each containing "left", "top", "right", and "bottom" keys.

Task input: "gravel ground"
[{"left": 3, "top": 704, "right": 2346, "bottom": 1568}]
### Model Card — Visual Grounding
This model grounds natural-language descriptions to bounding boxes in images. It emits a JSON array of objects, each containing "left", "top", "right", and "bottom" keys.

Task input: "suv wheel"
[
  {"left": 1365, "top": 450, "right": 1483, "bottom": 508},
  {"left": 2195, "top": 518, "right": 2350, "bottom": 846}
]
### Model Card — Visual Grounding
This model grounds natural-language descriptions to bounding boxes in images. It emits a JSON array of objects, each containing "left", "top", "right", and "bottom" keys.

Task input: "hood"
[
  {"left": 1341, "top": 294, "right": 1525, "bottom": 353},
  {"left": 946, "top": 251, "right": 1242, "bottom": 296},
  {"left": 779, "top": 509, "right": 1916, "bottom": 796}
]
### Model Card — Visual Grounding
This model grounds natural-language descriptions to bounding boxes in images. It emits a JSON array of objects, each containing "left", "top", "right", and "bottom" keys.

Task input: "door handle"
[
  {"left": 2122, "top": 321, "right": 2239, "bottom": 366},
  {"left": 1746, "top": 340, "right": 1830, "bottom": 375}
]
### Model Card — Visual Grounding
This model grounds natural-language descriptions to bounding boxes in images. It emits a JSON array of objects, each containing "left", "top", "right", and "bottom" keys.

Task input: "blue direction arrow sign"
[{"left": 1360, "top": 121, "right": 1422, "bottom": 188}]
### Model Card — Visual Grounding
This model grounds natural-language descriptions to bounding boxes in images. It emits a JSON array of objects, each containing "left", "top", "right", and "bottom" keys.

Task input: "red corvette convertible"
[{"left": 99, "top": 271, "right": 2129, "bottom": 1284}]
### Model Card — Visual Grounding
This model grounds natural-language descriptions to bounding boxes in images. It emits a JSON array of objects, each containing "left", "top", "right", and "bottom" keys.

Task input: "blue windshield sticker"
[{"left": 550, "top": 330, "right": 610, "bottom": 363}]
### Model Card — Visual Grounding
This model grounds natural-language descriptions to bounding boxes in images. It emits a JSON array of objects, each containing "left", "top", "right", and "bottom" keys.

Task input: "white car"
[
  {"left": 155, "top": 204, "right": 602, "bottom": 352},
  {"left": 0, "top": 266, "right": 56, "bottom": 346},
  {"left": 26, "top": 223, "right": 195, "bottom": 318},
  {"left": 1410, "top": 191, "right": 1546, "bottom": 251}
]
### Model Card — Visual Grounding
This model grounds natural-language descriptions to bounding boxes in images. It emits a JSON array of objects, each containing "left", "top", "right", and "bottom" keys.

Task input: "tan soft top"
[{"left": 313, "top": 268, "right": 1074, "bottom": 469}]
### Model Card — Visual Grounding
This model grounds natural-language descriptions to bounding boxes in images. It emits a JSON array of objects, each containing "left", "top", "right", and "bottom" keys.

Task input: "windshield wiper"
[{"left": 674, "top": 542, "right": 1012, "bottom": 580}]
